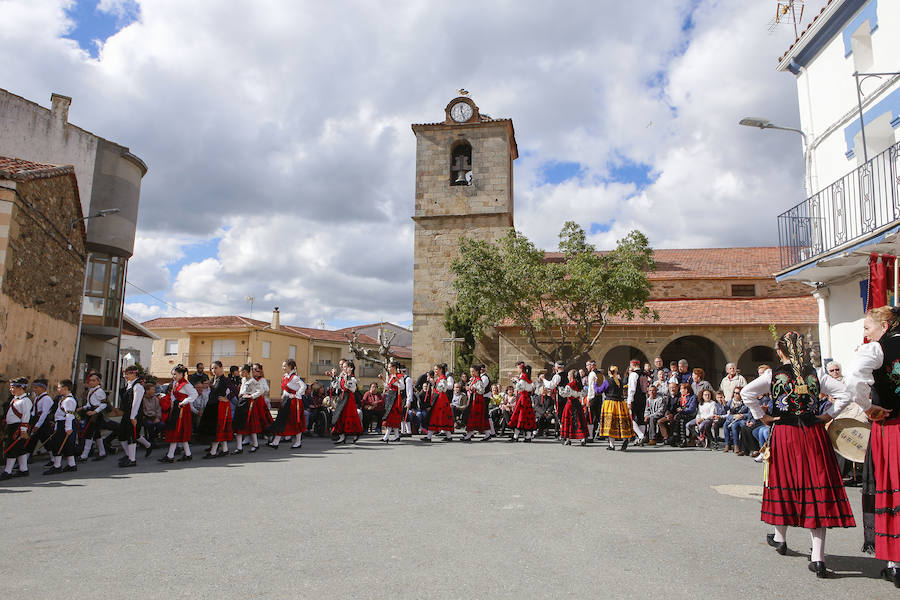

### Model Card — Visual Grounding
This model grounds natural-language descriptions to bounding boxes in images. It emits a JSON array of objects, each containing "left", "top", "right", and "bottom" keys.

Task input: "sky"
[{"left": 0, "top": 0, "right": 828, "bottom": 329}]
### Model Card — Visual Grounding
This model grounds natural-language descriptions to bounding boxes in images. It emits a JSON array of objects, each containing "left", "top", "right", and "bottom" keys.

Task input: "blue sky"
[{"left": 64, "top": 1, "right": 138, "bottom": 58}]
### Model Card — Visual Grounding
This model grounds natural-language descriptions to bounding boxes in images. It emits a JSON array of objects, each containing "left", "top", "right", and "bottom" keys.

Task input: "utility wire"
[{"left": 125, "top": 280, "right": 196, "bottom": 317}]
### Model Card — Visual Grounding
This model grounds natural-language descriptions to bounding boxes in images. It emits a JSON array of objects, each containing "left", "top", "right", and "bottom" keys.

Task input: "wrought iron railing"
[{"left": 778, "top": 141, "right": 900, "bottom": 269}]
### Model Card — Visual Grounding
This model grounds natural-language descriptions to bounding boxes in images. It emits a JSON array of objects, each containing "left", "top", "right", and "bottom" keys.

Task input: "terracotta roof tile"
[
  {"left": 544, "top": 246, "right": 784, "bottom": 280},
  {"left": 0, "top": 156, "right": 74, "bottom": 181},
  {"left": 283, "top": 326, "right": 378, "bottom": 345},
  {"left": 142, "top": 316, "right": 273, "bottom": 329},
  {"left": 778, "top": 0, "right": 834, "bottom": 63}
]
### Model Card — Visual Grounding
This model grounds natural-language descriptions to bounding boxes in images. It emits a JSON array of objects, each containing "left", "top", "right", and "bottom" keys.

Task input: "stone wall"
[
  {"left": 0, "top": 175, "right": 85, "bottom": 396},
  {"left": 649, "top": 278, "right": 809, "bottom": 299}
]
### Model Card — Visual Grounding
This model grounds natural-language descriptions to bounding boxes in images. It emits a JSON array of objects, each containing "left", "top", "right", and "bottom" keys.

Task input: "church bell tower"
[{"left": 410, "top": 94, "right": 518, "bottom": 376}]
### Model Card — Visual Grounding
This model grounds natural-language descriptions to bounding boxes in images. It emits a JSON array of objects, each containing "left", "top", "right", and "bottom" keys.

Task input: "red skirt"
[
  {"left": 761, "top": 422, "right": 856, "bottom": 529},
  {"left": 508, "top": 391, "right": 536, "bottom": 431},
  {"left": 165, "top": 405, "right": 193, "bottom": 443},
  {"left": 871, "top": 417, "right": 900, "bottom": 561},
  {"left": 560, "top": 399, "right": 589, "bottom": 439},
  {"left": 282, "top": 398, "right": 307, "bottom": 436},
  {"left": 236, "top": 398, "right": 272, "bottom": 435},
  {"left": 333, "top": 391, "right": 363, "bottom": 435},
  {"left": 466, "top": 394, "right": 490, "bottom": 432},
  {"left": 216, "top": 402, "right": 233, "bottom": 442},
  {"left": 427, "top": 391, "right": 454, "bottom": 432},
  {"left": 383, "top": 396, "right": 404, "bottom": 429}
]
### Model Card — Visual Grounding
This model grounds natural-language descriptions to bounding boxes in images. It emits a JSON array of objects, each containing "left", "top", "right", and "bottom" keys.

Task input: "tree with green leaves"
[{"left": 450, "top": 221, "right": 656, "bottom": 370}]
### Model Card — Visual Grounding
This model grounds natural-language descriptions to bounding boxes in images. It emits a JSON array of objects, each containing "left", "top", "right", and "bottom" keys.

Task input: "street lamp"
[
  {"left": 68, "top": 208, "right": 120, "bottom": 249},
  {"left": 853, "top": 71, "right": 900, "bottom": 164},
  {"left": 739, "top": 117, "right": 811, "bottom": 194}
]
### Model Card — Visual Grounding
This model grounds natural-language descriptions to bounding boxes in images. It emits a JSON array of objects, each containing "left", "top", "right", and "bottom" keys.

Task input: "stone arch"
[
  {"left": 737, "top": 346, "right": 779, "bottom": 379},
  {"left": 600, "top": 345, "right": 649, "bottom": 372},
  {"left": 660, "top": 335, "right": 727, "bottom": 383}
]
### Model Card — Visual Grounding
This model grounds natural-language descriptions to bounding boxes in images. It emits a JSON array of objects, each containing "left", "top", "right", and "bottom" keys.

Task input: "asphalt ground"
[{"left": 0, "top": 433, "right": 892, "bottom": 599}]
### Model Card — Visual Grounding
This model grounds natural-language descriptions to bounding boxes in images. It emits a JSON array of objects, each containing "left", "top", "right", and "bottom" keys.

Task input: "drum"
[{"left": 828, "top": 417, "right": 871, "bottom": 464}]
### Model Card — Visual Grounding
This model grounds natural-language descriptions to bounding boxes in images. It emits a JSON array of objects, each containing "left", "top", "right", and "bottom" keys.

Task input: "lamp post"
[
  {"left": 739, "top": 117, "right": 812, "bottom": 194},
  {"left": 853, "top": 71, "right": 900, "bottom": 164}
]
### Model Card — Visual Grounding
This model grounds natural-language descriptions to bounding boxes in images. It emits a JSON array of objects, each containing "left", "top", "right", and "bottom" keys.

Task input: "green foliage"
[
  {"left": 451, "top": 222, "right": 656, "bottom": 370},
  {"left": 442, "top": 305, "right": 477, "bottom": 376}
]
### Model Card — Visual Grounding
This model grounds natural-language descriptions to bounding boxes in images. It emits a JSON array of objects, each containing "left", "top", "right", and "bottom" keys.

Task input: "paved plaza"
[{"left": 0, "top": 435, "right": 891, "bottom": 599}]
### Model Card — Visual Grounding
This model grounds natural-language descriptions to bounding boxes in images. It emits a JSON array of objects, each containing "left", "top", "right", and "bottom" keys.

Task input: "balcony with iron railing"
[{"left": 778, "top": 141, "right": 900, "bottom": 270}]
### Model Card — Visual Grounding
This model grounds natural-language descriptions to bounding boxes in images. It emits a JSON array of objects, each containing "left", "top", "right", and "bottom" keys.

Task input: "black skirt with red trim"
[
  {"left": 215, "top": 402, "right": 234, "bottom": 442},
  {"left": 761, "top": 421, "right": 856, "bottom": 529},
  {"left": 48, "top": 420, "right": 76, "bottom": 457},
  {"left": 4, "top": 424, "right": 29, "bottom": 458},
  {"left": 116, "top": 412, "right": 144, "bottom": 444},
  {"left": 508, "top": 391, "right": 536, "bottom": 431},
  {"left": 465, "top": 393, "right": 490, "bottom": 432},
  {"left": 272, "top": 397, "right": 306, "bottom": 436},
  {"left": 871, "top": 417, "right": 900, "bottom": 561}
]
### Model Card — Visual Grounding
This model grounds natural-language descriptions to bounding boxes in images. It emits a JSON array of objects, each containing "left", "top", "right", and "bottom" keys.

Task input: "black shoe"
[
  {"left": 420, "top": 437, "right": 431, "bottom": 443},
  {"left": 62, "top": 465, "right": 77, "bottom": 473},
  {"left": 265, "top": 442, "right": 279, "bottom": 449},
  {"left": 507, "top": 437, "right": 517, "bottom": 443},
  {"left": 249, "top": 445, "right": 259, "bottom": 453},
  {"left": 144, "top": 446, "right": 154, "bottom": 458},
  {"left": 766, "top": 533, "right": 787, "bottom": 555},
  {"left": 202, "top": 453, "right": 217, "bottom": 460},
  {"left": 481, "top": 434, "right": 494, "bottom": 442},
  {"left": 442, "top": 436, "right": 452, "bottom": 442},
  {"left": 0, "top": 471, "right": 11, "bottom": 481},
  {"left": 92, "top": 454, "right": 107, "bottom": 461},
  {"left": 177, "top": 454, "right": 192, "bottom": 462},
  {"left": 231, "top": 449, "right": 243, "bottom": 455},
  {"left": 352, "top": 435, "right": 360, "bottom": 444},
  {"left": 43, "top": 466, "right": 62, "bottom": 475},
  {"left": 881, "top": 567, "right": 900, "bottom": 587},
  {"left": 620, "top": 439, "right": 629, "bottom": 452},
  {"left": 523, "top": 438, "right": 532, "bottom": 443},
  {"left": 158, "top": 456, "right": 174, "bottom": 463},
  {"left": 43, "top": 460, "right": 54, "bottom": 468},
  {"left": 14, "top": 470, "right": 30, "bottom": 478},
  {"left": 291, "top": 443, "right": 302, "bottom": 448},
  {"left": 607, "top": 445, "right": 616, "bottom": 451},
  {"left": 119, "top": 460, "right": 137, "bottom": 468},
  {"left": 579, "top": 439, "right": 586, "bottom": 446},
  {"left": 564, "top": 439, "right": 571, "bottom": 446},
  {"left": 808, "top": 561, "right": 827, "bottom": 578}
]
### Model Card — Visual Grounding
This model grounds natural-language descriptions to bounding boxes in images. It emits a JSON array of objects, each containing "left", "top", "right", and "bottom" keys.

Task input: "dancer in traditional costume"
[
  {"left": 381, "top": 362, "right": 404, "bottom": 443},
  {"left": 233, "top": 364, "right": 266, "bottom": 453},
  {"left": 626, "top": 359, "right": 648, "bottom": 446},
  {"left": 116, "top": 365, "right": 146, "bottom": 467},
  {"left": 268, "top": 359, "right": 306, "bottom": 449},
  {"left": 79, "top": 372, "right": 109, "bottom": 462},
  {"left": 558, "top": 370, "right": 589, "bottom": 446},
  {"left": 599, "top": 366, "right": 632, "bottom": 451},
  {"left": 740, "top": 331, "right": 855, "bottom": 578},
  {"left": 480, "top": 364, "right": 496, "bottom": 438},
  {"left": 507, "top": 362, "right": 536, "bottom": 443},
  {"left": 332, "top": 360, "right": 363, "bottom": 444},
  {"left": 253, "top": 363, "right": 274, "bottom": 433},
  {"left": 197, "top": 361, "right": 233, "bottom": 458},
  {"left": 844, "top": 306, "right": 900, "bottom": 587},
  {"left": 24, "top": 379, "right": 54, "bottom": 464},
  {"left": 2, "top": 378, "right": 33, "bottom": 480},
  {"left": 400, "top": 366, "right": 416, "bottom": 437},
  {"left": 421, "top": 363, "right": 454, "bottom": 442},
  {"left": 158, "top": 365, "right": 198, "bottom": 463},
  {"left": 44, "top": 379, "right": 78, "bottom": 475},
  {"left": 462, "top": 365, "right": 492, "bottom": 441}
]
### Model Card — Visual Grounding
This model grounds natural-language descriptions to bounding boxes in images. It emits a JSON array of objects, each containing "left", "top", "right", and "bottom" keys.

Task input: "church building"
[{"left": 411, "top": 95, "right": 818, "bottom": 381}]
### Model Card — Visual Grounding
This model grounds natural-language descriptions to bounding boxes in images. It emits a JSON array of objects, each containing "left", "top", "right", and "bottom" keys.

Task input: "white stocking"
[
  {"left": 96, "top": 438, "right": 106, "bottom": 456},
  {"left": 773, "top": 525, "right": 787, "bottom": 543},
  {"left": 182, "top": 442, "right": 191, "bottom": 457},
  {"left": 235, "top": 434, "right": 244, "bottom": 450},
  {"left": 293, "top": 434, "right": 302, "bottom": 446},
  {"left": 810, "top": 528, "right": 826, "bottom": 563},
  {"left": 249, "top": 433, "right": 258, "bottom": 447},
  {"left": 81, "top": 439, "right": 93, "bottom": 459},
  {"left": 271, "top": 435, "right": 282, "bottom": 446},
  {"left": 4, "top": 458, "right": 14, "bottom": 473},
  {"left": 633, "top": 423, "right": 646, "bottom": 440},
  {"left": 17, "top": 455, "right": 28, "bottom": 472},
  {"left": 66, "top": 456, "right": 76, "bottom": 467},
  {"left": 167, "top": 443, "right": 177, "bottom": 459},
  {"left": 126, "top": 443, "right": 136, "bottom": 461},
  {"left": 137, "top": 436, "right": 151, "bottom": 449},
  {"left": 52, "top": 456, "right": 62, "bottom": 468}
]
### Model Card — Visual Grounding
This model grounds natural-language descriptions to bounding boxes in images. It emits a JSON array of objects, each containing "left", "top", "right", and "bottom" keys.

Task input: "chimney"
[
  {"left": 50, "top": 93, "right": 72, "bottom": 125},
  {"left": 271, "top": 307, "right": 280, "bottom": 330}
]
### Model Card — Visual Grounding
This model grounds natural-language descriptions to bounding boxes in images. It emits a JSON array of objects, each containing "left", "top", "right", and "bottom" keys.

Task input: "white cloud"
[{"left": 0, "top": 0, "right": 827, "bottom": 324}]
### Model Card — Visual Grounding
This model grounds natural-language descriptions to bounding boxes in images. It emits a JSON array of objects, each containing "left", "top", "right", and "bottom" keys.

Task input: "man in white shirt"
[
  {"left": 719, "top": 363, "right": 747, "bottom": 403},
  {"left": 2, "top": 378, "right": 33, "bottom": 479},
  {"left": 585, "top": 360, "right": 599, "bottom": 440}
]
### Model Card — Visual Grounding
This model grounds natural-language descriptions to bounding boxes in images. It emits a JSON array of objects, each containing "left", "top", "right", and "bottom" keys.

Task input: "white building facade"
[{"left": 776, "top": 0, "right": 900, "bottom": 367}]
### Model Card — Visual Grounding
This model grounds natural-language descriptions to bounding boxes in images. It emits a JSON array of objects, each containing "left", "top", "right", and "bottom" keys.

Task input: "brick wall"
[{"left": 649, "top": 278, "right": 809, "bottom": 299}]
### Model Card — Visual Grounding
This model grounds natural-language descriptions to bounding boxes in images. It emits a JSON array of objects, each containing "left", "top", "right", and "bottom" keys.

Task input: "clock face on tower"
[{"left": 450, "top": 101, "right": 474, "bottom": 123}]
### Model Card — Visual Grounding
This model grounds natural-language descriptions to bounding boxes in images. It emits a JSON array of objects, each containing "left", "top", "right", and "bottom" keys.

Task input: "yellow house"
[{"left": 143, "top": 310, "right": 384, "bottom": 397}]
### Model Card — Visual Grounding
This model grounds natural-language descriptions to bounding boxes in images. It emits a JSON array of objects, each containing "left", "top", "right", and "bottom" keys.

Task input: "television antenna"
[
  {"left": 246, "top": 295, "right": 255, "bottom": 319},
  {"left": 768, "top": 0, "right": 805, "bottom": 38}
]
